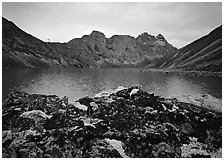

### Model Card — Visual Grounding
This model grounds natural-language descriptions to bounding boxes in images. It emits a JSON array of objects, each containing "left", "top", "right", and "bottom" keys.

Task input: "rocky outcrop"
[
  {"left": 2, "top": 17, "right": 177, "bottom": 68},
  {"left": 2, "top": 86, "right": 222, "bottom": 158},
  {"left": 136, "top": 32, "right": 177, "bottom": 59}
]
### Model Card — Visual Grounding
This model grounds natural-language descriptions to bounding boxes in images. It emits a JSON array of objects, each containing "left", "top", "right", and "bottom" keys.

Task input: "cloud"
[{"left": 2, "top": 2, "right": 222, "bottom": 48}]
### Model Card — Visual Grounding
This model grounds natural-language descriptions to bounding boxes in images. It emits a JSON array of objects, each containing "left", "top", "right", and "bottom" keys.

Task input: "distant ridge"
[
  {"left": 2, "top": 17, "right": 177, "bottom": 68},
  {"left": 2, "top": 17, "right": 222, "bottom": 72}
]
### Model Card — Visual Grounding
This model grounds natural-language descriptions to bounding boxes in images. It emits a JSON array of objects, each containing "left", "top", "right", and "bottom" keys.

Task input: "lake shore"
[
  {"left": 2, "top": 86, "right": 222, "bottom": 158},
  {"left": 141, "top": 68, "right": 222, "bottom": 77}
]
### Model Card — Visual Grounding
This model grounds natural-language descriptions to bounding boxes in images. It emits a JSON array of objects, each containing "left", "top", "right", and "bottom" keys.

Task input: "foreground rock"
[{"left": 2, "top": 87, "right": 222, "bottom": 158}]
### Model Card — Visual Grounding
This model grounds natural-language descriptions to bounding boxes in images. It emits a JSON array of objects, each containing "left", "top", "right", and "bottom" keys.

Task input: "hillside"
[
  {"left": 146, "top": 26, "right": 222, "bottom": 72},
  {"left": 2, "top": 17, "right": 177, "bottom": 68}
]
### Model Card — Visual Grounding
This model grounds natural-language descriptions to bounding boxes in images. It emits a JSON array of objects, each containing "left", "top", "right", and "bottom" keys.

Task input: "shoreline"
[
  {"left": 141, "top": 68, "right": 222, "bottom": 77},
  {"left": 2, "top": 86, "right": 222, "bottom": 158}
]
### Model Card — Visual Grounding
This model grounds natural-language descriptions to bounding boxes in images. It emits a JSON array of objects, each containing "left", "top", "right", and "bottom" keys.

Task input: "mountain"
[
  {"left": 146, "top": 26, "right": 222, "bottom": 72},
  {"left": 3, "top": 17, "right": 221, "bottom": 72},
  {"left": 2, "top": 17, "right": 177, "bottom": 68},
  {"left": 2, "top": 17, "right": 88, "bottom": 68}
]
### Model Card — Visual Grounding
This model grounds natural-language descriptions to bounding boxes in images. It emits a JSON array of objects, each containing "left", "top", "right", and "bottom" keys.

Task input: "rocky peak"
[
  {"left": 141, "top": 32, "right": 150, "bottom": 37},
  {"left": 156, "top": 34, "right": 169, "bottom": 45},
  {"left": 90, "top": 30, "right": 105, "bottom": 39},
  {"left": 156, "top": 34, "right": 166, "bottom": 40},
  {"left": 89, "top": 30, "right": 106, "bottom": 46},
  {"left": 137, "top": 32, "right": 156, "bottom": 42}
]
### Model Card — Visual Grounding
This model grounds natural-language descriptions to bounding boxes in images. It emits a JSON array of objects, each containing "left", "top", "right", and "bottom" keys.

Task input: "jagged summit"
[
  {"left": 90, "top": 30, "right": 106, "bottom": 38},
  {"left": 139, "top": 32, "right": 150, "bottom": 37},
  {"left": 156, "top": 33, "right": 165, "bottom": 40},
  {"left": 137, "top": 32, "right": 170, "bottom": 45},
  {"left": 137, "top": 32, "right": 156, "bottom": 41}
]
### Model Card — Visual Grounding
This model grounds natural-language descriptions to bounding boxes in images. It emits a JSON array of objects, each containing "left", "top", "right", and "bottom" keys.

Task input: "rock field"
[{"left": 2, "top": 86, "right": 222, "bottom": 158}]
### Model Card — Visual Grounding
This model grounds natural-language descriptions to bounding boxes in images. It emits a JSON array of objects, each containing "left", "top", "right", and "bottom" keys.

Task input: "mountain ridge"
[
  {"left": 2, "top": 17, "right": 177, "bottom": 68},
  {"left": 145, "top": 25, "right": 222, "bottom": 72},
  {"left": 2, "top": 17, "right": 221, "bottom": 73}
]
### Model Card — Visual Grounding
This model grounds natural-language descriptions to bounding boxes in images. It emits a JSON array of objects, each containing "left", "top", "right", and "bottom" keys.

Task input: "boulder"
[{"left": 20, "top": 110, "right": 52, "bottom": 122}]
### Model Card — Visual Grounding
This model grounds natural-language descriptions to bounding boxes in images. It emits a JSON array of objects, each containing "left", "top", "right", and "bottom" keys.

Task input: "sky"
[{"left": 2, "top": 2, "right": 222, "bottom": 48}]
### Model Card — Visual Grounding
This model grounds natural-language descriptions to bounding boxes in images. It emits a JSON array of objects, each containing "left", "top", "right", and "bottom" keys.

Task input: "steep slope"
[
  {"left": 2, "top": 17, "right": 177, "bottom": 68},
  {"left": 147, "top": 26, "right": 222, "bottom": 72},
  {"left": 136, "top": 32, "right": 177, "bottom": 59},
  {"left": 2, "top": 17, "right": 85, "bottom": 68}
]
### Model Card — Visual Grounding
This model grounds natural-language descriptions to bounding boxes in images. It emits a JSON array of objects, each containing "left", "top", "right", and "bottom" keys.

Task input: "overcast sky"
[{"left": 2, "top": 2, "right": 222, "bottom": 48}]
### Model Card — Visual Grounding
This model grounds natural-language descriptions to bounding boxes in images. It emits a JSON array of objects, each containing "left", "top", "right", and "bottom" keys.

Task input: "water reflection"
[
  {"left": 160, "top": 76, "right": 203, "bottom": 97},
  {"left": 2, "top": 68, "right": 222, "bottom": 102}
]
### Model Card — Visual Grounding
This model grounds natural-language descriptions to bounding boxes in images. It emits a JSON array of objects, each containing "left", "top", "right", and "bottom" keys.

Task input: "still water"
[{"left": 2, "top": 68, "right": 222, "bottom": 102}]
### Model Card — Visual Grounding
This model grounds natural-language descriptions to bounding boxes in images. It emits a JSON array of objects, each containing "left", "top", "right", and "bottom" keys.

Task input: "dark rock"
[
  {"left": 116, "top": 89, "right": 130, "bottom": 99},
  {"left": 152, "top": 142, "right": 180, "bottom": 158},
  {"left": 77, "top": 96, "right": 94, "bottom": 115},
  {"left": 56, "top": 96, "right": 68, "bottom": 109},
  {"left": 179, "top": 123, "right": 194, "bottom": 135},
  {"left": 3, "top": 112, "right": 35, "bottom": 132},
  {"left": 191, "top": 154, "right": 211, "bottom": 158},
  {"left": 83, "top": 138, "right": 122, "bottom": 158},
  {"left": 2, "top": 86, "right": 222, "bottom": 158},
  {"left": 45, "top": 111, "right": 84, "bottom": 130}
]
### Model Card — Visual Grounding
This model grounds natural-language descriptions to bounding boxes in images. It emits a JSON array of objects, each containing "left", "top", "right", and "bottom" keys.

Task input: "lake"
[{"left": 2, "top": 68, "right": 222, "bottom": 102}]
